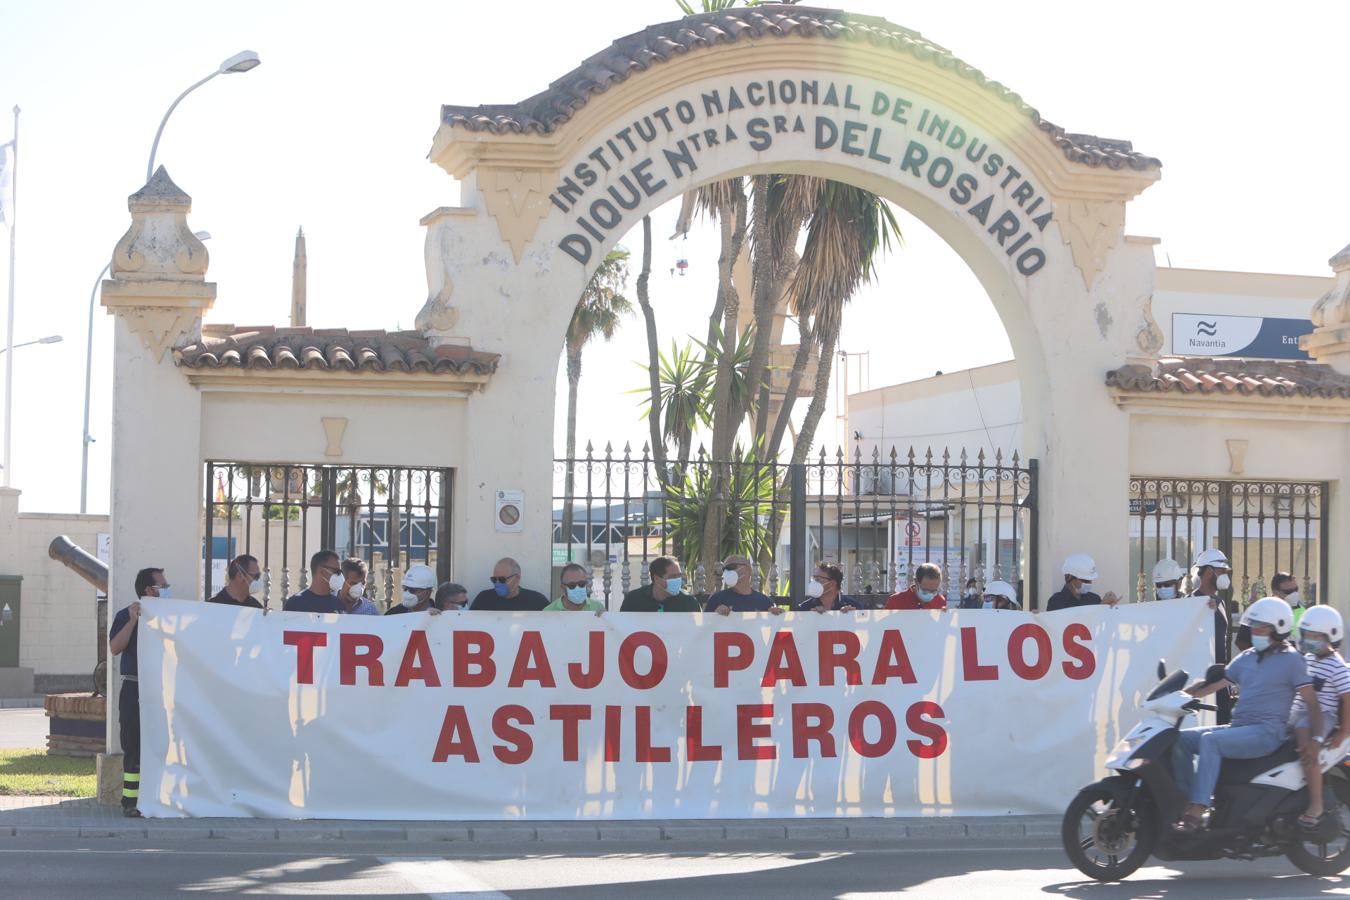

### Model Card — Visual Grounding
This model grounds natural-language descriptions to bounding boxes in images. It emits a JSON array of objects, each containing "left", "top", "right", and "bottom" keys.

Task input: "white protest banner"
[{"left": 136, "top": 597, "right": 1214, "bottom": 820}]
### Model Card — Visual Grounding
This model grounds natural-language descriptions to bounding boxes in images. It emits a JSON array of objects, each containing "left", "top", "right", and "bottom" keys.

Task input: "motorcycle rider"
[
  {"left": 1292, "top": 605, "right": 1350, "bottom": 827},
  {"left": 1191, "top": 548, "right": 1236, "bottom": 724},
  {"left": 1152, "top": 558, "right": 1186, "bottom": 601},
  {"left": 1171, "top": 596, "right": 1320, "bottom": 833}
]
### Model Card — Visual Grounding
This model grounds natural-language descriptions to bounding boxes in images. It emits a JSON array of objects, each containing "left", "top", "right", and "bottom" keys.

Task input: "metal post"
[
  {"left": 1320, "top": 481, "right": 1331, "bottom": 605},
  {"left": 789, "top": 463, "right": 806, "bottom": 607},
  {"left": 437, "top": 469, "right": 453, "bottom": 583},
  {"left": 1027, "top": 458, "right": 1040, "bottom": 610},
  {"left": 81, "top": 262, "right": 111, "bottom": 513},
  {"left": 3, "top": 106, "right": 18, "bottom": 488}
]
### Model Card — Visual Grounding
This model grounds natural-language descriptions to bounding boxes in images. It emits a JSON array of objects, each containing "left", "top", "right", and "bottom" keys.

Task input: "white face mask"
[
  {"left": 349, "top": 582, "right": 364, "bottom": 600},
  {"left": 1284, "top": 590, "right": 1302, "bottom": 608},
  {"left": 401, "top": 590, "right": 419, "bottom": 608},
  {"left": 329, "top": 572, "right": 345, "bottom": 593},
  {"left": 1216, "top": 574, "right": 1232, "bottom": 591},
  {"left": 722, "top": 568, "right": 740, "bottom": 588},
  {"left": 805, "top": 580, "right": 825, "bottom": 599},
  {"left": 248, "top": 578, "right": 263, "bottom": 594}
]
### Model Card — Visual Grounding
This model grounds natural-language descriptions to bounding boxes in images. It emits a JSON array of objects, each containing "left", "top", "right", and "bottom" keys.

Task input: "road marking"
[{"left": 378, "top": 856, "right": 509, "bottom": 900}]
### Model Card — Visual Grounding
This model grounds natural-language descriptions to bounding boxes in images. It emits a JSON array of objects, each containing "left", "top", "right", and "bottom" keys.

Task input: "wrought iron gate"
[
  {"left": 203, "top": 462, "right": 453, "bottom": 609},
  {"left": 1129, "top": 477, "right": 1328, "bottom": 604}
]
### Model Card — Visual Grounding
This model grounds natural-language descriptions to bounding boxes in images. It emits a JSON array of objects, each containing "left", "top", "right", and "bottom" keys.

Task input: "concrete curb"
[
  {"left": 0, "top": 815, "right": 1062, "bottom": 843},
  {"left": 0, "top": 698, "right": 45, "bottom": 709}
]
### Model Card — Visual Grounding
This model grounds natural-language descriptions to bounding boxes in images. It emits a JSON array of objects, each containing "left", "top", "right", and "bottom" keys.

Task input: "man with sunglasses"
[
  {"left": 282, "top": 550, "right": 345, "bottom": 614},
  {"left": 544, "top": 563, "right": 605, "bottom": 611},
  {"left": 469, "top": 557, "right": 549, "bottom": 611}
]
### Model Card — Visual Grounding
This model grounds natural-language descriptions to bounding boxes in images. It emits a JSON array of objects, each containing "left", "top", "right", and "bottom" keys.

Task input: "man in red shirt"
[{"left": 886, "top": 563, "right": 947, "bottom": 610}]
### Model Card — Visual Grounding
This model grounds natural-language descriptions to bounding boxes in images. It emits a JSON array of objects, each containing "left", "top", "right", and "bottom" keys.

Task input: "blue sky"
[{"left": 1, "top": 0, "right": 1346, "bottom": 512}]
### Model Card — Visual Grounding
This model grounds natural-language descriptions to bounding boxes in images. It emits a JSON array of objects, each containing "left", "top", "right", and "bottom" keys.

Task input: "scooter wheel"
[
  {"left": 1285, "top": 803, "right": 1350, "bottom": 876},
  {"left": 1062, "top": 787, "right": 1154, "bottom": 882}
]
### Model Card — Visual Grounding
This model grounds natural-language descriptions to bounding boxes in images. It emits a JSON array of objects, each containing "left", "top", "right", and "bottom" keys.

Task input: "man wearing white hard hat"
[
  {"left": 983, "top": 580, "right": 1020, "bottom": 611},
  {"left": 1045, "top": 554, "right": 1120, "bottom": 611},
  {"left": 1191, "top": 548, "right": 1235, "bottom": 723},
  {"left": 1152, "top": 558, "right": 1186, "bottom": 601},
  {"left": 385, "top": 564, "right": 441, "bottom": 615}
]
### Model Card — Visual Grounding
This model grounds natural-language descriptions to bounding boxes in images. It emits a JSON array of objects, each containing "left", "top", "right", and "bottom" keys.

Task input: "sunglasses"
[
  {"left": 490, "top": 575, "right": 516, "bottom": 584},
  {"left": 562, "top": 580, "right": 589, "bottom": 589}
]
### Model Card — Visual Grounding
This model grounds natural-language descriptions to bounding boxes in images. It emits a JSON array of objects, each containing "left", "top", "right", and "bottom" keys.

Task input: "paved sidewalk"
[{"left": 0, "top": 796, "right": 1059, "bottom": 843}]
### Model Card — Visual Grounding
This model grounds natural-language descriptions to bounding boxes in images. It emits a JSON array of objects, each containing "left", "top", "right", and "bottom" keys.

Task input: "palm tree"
[
  {"left": 631, "top": 339, "right": 710, "bottom": 479},
  {"left": 562, "top": 248, "right": 635, "bottom": 554}
]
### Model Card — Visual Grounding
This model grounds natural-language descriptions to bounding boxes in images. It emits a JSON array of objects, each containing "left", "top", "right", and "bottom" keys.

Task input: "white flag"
[{"left": 0, "top": 141, "right": 13, "bottom": 229}]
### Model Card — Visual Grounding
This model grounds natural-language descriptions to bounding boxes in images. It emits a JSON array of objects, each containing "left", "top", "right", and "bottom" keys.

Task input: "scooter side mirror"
[
  {"left": 1204, "top": 663, "right": 1227, "bottom": 685},
  {"left": 1157, "top": 660, "right": 1167, "bottom": 681}
]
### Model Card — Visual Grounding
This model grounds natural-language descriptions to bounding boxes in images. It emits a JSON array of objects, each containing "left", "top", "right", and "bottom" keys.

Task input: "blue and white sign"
[{"left": 1172, "top": 313, "right": 1312, "bottom": 360}]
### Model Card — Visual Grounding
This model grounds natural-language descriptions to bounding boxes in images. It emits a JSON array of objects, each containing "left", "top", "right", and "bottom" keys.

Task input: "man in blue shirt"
[
  {"left": 109, "top": 566, "right": 167, "bottom": 817},
  {"left": 282, "top": 550, "right": 345, "bottom": 614},
  {"left": 799, "top": 563, "right": 861, "bottom": 612},
  {"left": 705, "top": 554, "right": 784, "bottom": 616}
]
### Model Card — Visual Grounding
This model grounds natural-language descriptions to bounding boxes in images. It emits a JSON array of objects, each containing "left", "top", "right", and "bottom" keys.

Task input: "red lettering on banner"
[
  {"left": 340, "top": 633, "right": 384, "bottom": 686},
  {"left": 686, "top": 706, "right": 723, "bottom": 761},
  {"left": 761, "top": 631, "right": 807, "bottom": 687},
  {"left": 1007, "top": 623, "right": 1052, "bottom": 680},
  {"left": 508, "top": 631, "right": 557, "bottom": 688},
  {"left": 283, "top": 630, "right": 327, "bottom": 684},
  {"left": 492, "top": 705, "right": 534, "bottom": 764},
  {"left": 432, "top": 706, "right": 480, "bottom": 762},
  {"left": 737, "top": 703, "right": 776, "bottom": 760},
  {"left": 453, "top": 631, "right": 496, "bottom": 687},
  {"left": 906, "top": 701, "right": 948, "bottom": 758},
  {"left": 568, "top": 632, "right": 605, "bottom": 688},
  {"left": 713, "top": 632, "right": 755, "bottom": 688},
  {"left": 619, "top": 632, "right": 668, "bottom": 689},
  {"left": 393, "top": 630, "right": 441, "bottom": 687},
  {"left": 604, "top": 705, "right": 622, "bottom": 763},
  {"left": 1061, "top": 623, "right": 1096, "bottom": 680},
  {"left": 549, "top": 704, "right": 592, "bottom": 761},
  {"left": 819, "top": 631, "right": 862, "bottom": 686},
  {"left": 791, "top": 702, "right": 837, "bottom": 758},
  {"left": 960, "top": 627, "right": 999, "bottom": 681},
  {"left": 635, "top": 705, "right": 671, "bottom": 762},
  {"left": 871, "top": 630, "right": 918, "bottom": 684},
  {"left": 848, "top": 700, "right": 897, "bottom": 758}
]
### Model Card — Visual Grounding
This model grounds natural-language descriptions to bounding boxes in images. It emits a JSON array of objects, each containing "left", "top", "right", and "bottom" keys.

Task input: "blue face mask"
[
  {"left": 1156, "top": 586, "right": 1177, "bottom": 601},
  {"left": 917, "top": 588, "right": 938, "bottom": 602},
  {"left": 565, "top": 586, "right": 588, "bottom": 604},
  {"left": 1302, "top": 638, "right": 1328, "bottom": 655},
  {"left": 1251, "top": 634, "right": 1272, "bottom": 652},
  {"left": 493, "top": 582, "right": 510, "bottom": 598},
  {"left": 665, "top": 577, "right": 684, "bottom": 595}
]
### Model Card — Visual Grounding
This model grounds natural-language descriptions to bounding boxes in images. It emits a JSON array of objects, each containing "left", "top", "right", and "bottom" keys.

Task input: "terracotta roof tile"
[
  {"left": 176, "top": 326, "right": 500, "bottom": 377},
  {"left": 1106, "top": 358, "right": 1350, "bottom": 400},
  {"left": 442, "top": 6, "right": 1160, "bottom": 171}
]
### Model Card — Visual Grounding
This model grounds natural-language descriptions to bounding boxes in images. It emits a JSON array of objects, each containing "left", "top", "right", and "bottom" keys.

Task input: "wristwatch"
[{"left": 1313, "top": 736, "right": 1326, "bottom": 744}]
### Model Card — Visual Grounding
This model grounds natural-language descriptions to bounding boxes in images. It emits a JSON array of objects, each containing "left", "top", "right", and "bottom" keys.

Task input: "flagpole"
[{"left": 3, "top": 105, "right": 17, "bottom": 488}]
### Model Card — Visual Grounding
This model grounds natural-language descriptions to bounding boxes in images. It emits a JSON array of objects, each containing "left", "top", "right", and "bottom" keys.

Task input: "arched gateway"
[{"left": 421, "top": 6, "right": 1161, "bottom": 595}]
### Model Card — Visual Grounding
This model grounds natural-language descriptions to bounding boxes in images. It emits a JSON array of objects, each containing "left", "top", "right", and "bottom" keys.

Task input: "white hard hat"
[
  {"left": 984, "top": 580, "right": 1016, "bottom": 601},
  {"left": 402, "top": 564, "right": 437, "bottom": 590},
  {"left": 1241, "top": 596, "right": 1295, "bottom": 636},
  {"left": 1193, "top": 548, "right": 1231, "bottom": 570},
  {"left": 1299, "top": 606, "right": 1344, "bottom": 643},
  {"left": 1062, "top": 554, "right": 1099, "bottom": 581},
  {"left": 1152, "top": 558, "right": 1186, "bottom": 584}
]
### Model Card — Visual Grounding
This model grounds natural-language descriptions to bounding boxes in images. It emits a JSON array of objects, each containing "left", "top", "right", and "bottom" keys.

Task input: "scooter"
[{"left": 1062, "top": 662, "right": 1350, "bottom": 881}]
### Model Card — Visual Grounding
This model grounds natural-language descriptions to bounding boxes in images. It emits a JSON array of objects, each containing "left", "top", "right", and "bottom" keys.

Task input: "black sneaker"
[{"left": 122, "top": 807, "right": 142, "bottom": 819}]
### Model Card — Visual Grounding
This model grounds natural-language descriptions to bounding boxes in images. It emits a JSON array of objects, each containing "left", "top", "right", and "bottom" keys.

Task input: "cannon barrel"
[{"left": 48, "top": 535, "right": 108, "bottom": 594}]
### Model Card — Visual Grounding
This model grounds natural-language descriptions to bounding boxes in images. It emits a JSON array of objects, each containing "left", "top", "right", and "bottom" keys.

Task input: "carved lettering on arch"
[
  {"left": 481, "top": 167, "right": 555, "bottom": 263},
  {"left": 1060, "top": 199, "right": 1125, "bottom": 290}
]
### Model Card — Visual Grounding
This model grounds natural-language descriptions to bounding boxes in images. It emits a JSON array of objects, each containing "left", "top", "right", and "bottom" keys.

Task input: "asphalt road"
[
  {"left": 2, "top": 837, "right": 1348, "bottom": 899},
  {"left": 0, "top": 709, "right": 47, "bottom": 749}
]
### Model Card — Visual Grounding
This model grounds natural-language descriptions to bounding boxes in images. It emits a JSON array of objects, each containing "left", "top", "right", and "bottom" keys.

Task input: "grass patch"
[{"left": 0, "top": 748, "right": 97, "bottom": 797}]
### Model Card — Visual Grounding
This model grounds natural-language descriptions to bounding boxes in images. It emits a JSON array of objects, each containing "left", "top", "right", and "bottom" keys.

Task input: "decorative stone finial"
[
  {"left": 1302, "top": 242, "right": 1350, "bottom": 376},
  {"left": 111, "top": 167, "right": 209, "bottom": 281}
]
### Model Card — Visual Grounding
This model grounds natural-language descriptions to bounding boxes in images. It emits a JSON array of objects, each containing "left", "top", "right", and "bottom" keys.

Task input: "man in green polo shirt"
[{"left": 621, "top": 556, "right": 700, "bottom": 612}]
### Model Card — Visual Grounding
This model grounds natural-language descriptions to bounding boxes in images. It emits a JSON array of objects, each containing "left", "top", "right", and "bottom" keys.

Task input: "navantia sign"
[
  {"left": 550, "top": 73, "right": 1055, "bottom": 278},
  {"left": 135, "top": 598, "right": 1212, "bottom": 820}
]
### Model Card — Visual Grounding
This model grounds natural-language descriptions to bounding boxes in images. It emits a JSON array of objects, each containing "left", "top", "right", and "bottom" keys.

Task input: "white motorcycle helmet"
[
  {"left": 1240, "top": 596, "right": 1295, "bottom": 638},
  {"left": 1299, "top": 605, "right": 1344, "bottom": 646}
]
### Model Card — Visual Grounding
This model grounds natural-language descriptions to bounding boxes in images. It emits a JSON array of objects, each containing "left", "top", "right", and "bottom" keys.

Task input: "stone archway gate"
[{"left": 419, "top": 5, "right": 1162, "bottom": 596}]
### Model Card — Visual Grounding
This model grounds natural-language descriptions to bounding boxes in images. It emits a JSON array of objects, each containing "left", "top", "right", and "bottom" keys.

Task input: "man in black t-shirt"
[
  {"left": 207, "top": 554, "right": 264, "bottom": 609},
  {"left": 283, "top": 550, "right": 344, "bottom": 614},
  {"left": 109, "top": 566, "right": 167, "bottom": 818},
  {"left": 470, "top": 557, "right": 548, "bottom": 611}
]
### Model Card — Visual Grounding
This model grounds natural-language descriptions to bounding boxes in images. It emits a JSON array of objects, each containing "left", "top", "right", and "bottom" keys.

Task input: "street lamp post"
[
  {"left": 0, "top": 335, "right": 60, "bottom": 354},
  {"left": 145, "top": 50, "right": 260, "bottom": 183},
  {"left": 79, "top": 233, "right": 208, "bottom": 514}
]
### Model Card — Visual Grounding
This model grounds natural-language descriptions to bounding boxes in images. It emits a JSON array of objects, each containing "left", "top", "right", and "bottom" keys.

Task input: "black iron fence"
[
  {"left": 203, "top": 462, "right": 453, "bottom": 609},
  {"left": 1129, "top": 477, "right": 1328, "bottom": 605},
  {"left": 553, "top": 443, "right": 1038, "bottom": 609}
]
